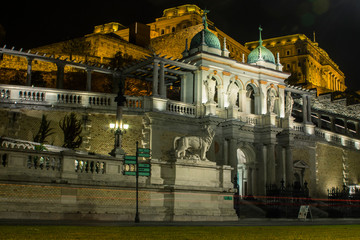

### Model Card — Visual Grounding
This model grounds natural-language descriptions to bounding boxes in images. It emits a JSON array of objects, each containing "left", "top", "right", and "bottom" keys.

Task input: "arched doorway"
[
  {"left": 236, "top": 147, "right": 256, "bottom": 197},
  {"left": 237, "top": 149, "right": 247, "bottom": 197}
]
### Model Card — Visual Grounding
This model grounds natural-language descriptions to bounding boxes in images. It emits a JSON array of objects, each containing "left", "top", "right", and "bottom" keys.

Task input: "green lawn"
[{"left": 1, "top": 225, "right": 360, "bottom": 240}]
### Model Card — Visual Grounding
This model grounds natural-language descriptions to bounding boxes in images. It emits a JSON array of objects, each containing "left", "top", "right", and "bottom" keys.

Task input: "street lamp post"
[{"left": 110, "top": 75, "right": 127, "bottom": 158}]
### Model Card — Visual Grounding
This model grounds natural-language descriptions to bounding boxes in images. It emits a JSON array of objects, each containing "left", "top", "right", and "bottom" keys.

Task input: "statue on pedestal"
[
  {"left": 285, "top": 92, "right": 294, "bottom": 117},
  {"left": 174, "top": 125, "right": 215, "bottom": 161},
  {"left": 227, "top": 80, "right": 239, "bottom": 107},
  {"left": 204, "top": 76, "right": 217, "bottom": 103},
  {"left": 267, "top": 90, "right": 276, "bottom": 114}
]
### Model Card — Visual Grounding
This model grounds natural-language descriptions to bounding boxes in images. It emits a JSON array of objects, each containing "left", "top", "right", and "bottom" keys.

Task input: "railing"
[
  {"left": 0, "top": 89, "right": 10, "bottom": 99},
  {"left": 27, "top": 154, "right": 62, "bottom": 171},
  {"left": 125, "top": 96, "right": 145, "bottom": 110},
  {"left": 166, "top": 100, "right": 196, "bottom": 117},
  {"left": 75, "top": 159, "right": 105, "bottom": 174},
  {"left": 315, "top": 128, "right": 360, "bottom": 150},
  {"left": 293, "top": 122, "right": 304, "bottom": 132}
]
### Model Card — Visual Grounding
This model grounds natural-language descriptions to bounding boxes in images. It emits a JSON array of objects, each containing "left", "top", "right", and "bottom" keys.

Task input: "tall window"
[{"left": 246, "top": 85, "right": 255, "bottom": 114}]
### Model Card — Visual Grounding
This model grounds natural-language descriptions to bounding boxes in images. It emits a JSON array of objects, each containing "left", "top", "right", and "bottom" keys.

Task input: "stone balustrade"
[
  {"left": 2, "top": 84, "right": 360, "bottom": 142},
  {"left": 166, "top": 100, "right": 196, "bottom": 117}
]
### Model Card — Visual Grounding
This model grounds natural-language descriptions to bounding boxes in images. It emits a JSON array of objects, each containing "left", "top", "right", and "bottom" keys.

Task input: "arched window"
[
  {"left": 171, "top": 27, "right": 175, "bottom": 33},
  {"left": 246, "top": 85, "right": 255, "bottom": 114}
]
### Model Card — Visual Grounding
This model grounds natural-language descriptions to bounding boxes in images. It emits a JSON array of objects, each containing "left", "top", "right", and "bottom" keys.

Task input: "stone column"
[
  {"left": 329, "top": 116, "right": 335, "bottom": 132},
  {"left": 159, "top": 61, "right": 166, "bottom": 98},
  {"left": 355, "top": 121, "right": 359, "bottom": 135},
  {"left": 285, "top": 146, "right": 293, "bottom": 185},
  {"left": 239, "top": 89, "right": 247, "bottom": 112},
  {"left": 223, "top": 139, "right": 229, "bottom": 166},
  {"left": 307, "top": 95, "right": 312, "bottom": 122},
  {"left": 302, "top": 95, "right": 308, "bottom": 123},
  {"left": 229, "top": 138, "right": 238, "bottom": 181},
  {"left": 267, "top": 144, "right": 276, "bottom": 185},
  {"left": 251, "top": 165, "right": 257, "bottom": 196},
  {"left": 26, "top": 57, "right": 34, "bottom": 86},
  {"left": 317, "top": 113, "right": 322, "bottom": 128},
  {"left": 247, "top": 167, "right": 253, "bottom": 195},
  {"left": 278, "top": 88, "right": 285, "bottom": 118},
  {"left": 344, "top": 119, "right": 348, "bottom": 134},
  {"left": 276, "top": 145, "right": 285, "bottom": 184},
  {"left": 152, "top": 60, "right": 159, "bottom": 96},
  {"left": 56, "top": 62, "right": 65, "bottom": 89},
  {"left": 86, "top": 68, "right": 92, "bottom": 92},
  {"left": 257, "top": 144, "right": 267, "bottom": 195}
]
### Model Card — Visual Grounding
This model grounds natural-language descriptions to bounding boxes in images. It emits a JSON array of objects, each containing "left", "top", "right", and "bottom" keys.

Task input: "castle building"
[
  {"left": 245, "top": 34, "right": 346, "bottom": 95},
  {"left": 0, "top": 6, "right": 359, "bottom": 221}
]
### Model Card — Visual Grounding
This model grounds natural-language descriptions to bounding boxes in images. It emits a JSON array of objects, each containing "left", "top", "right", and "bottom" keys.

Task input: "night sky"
[{"left": 1, "top": 0, "right": 359, "bottom": 91}]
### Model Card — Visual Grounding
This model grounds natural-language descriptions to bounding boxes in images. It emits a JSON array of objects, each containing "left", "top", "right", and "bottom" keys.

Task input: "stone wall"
[
  {"left": 315, "top": 142, "right": 360, "bottom": 197},
  {"left": 0, "top": 108, "right": 144, "bottom": 156},
  {"left": 150, "top": 24, "right": 204, "bottom": 59}
]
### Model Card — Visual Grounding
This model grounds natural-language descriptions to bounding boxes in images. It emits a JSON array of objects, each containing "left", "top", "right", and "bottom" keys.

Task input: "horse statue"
[{"left": 173, "top": 125, "right": 215, "bottom": 161}]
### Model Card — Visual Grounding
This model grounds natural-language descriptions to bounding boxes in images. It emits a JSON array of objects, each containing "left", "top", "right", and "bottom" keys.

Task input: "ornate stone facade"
[{"left": 0, "top": 5, "right": 359, "bottom": 221}]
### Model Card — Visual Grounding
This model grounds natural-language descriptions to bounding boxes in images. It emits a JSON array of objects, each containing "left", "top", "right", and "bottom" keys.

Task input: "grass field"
[{"left": 1, "top": 225, "right": 360, "bottom": 240}]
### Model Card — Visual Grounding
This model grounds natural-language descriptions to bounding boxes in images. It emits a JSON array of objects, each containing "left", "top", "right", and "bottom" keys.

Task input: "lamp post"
[{"left": 110, "top": 75, "right": 127, "bottom": 158}]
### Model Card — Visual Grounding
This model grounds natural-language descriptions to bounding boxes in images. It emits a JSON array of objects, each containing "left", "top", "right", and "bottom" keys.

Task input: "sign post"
[
  {"left": 122, "top": 142, "right": 151, "bottom": 223},
  {"left": 135, "top": 141, "right": 140, "bottom": 223}
]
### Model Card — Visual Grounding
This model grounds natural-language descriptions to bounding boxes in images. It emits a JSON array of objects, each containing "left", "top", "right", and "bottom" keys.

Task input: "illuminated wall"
[{"left": 245, "top": 34, "right": 346, "bottom": 95}]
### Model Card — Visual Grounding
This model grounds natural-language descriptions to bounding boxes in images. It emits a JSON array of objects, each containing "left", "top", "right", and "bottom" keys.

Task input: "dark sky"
[{"left": 1, "top": 0, "right": 359, "bottom": 91}]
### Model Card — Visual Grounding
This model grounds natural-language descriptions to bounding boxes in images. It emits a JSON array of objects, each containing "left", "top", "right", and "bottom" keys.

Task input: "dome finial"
[
  {"left": 258, "top": 25, "right": 263, "bottom": 46},
  {"left": 202, "top": 9, "right": 210, "bottom": 29}
]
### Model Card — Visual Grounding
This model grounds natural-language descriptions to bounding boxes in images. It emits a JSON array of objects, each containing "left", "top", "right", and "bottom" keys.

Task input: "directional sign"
[
  {"left": 138, "top": 153, "right": 151, "bottom": 158},
  {"left": 124, "top": 171, "right": 136, "bottom": 176},
  {"left": 138, "top": 148, "right": 151, "bottom": 153},
  {"left": 125, "top": 155, "right": 136, "bottom": 160},
  {"left": 138, "top": 163, "right": 150, "bottom": 168},
  {"left": 125, "top": 160, "right": 136, "bottom": 165},
  {"left": 138, "top": 168, "right": 150, "bottom": 172},
  {"left": 138, "top": 172, "right": 151, "bottom": 176}
]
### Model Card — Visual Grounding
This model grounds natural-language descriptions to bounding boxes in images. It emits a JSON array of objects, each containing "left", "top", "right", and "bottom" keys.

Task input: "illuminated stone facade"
[
  {"left": 0, "top": 5, "right": 359, "bottom": 221},
  {"left": 246, "top": 34, "right": 346, "bottom": 95}
]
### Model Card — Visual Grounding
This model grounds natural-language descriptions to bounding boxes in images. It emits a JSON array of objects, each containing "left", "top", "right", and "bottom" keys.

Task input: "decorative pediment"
[{"left": 293, "top": 160, "right": 309, "bottom": 169}]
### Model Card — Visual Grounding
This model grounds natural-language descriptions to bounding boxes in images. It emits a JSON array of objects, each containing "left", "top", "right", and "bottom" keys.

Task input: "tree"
[
  {"left": 33, "top": 114, "right": 54, "bottom": 144},
  {"left": 59, "top": 113, "right": 82, "bottom": 149}
]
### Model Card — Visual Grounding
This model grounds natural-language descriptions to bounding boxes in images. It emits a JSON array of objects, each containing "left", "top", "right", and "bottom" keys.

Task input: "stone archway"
[{"left": 236, "top": 144, "right": 257, "bottom": 197}]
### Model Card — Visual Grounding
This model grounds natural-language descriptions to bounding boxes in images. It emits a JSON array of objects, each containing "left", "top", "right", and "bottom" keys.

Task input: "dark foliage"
[
  {"left": 59, "top": 113, "right": 83, "bottom": 149},
  {"left": 33, "top": 114, "right": 54, "bottom": 144}
]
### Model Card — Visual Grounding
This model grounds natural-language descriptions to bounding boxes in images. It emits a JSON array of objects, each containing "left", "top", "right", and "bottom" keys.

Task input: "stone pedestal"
[
  {"left": 264, "top": 113, "right": 277, "bottom": 126},
  {"left": 227, "top": 106, "right": 239, "bottom": 119},
  {"left": 152, "top": 97, "right": 167, "bottom": 111},
  {"left": 158, "top": 158, "right": 237, "bottom": 221},
  {"left": 283, "top": 116, "right": 295, "bottom": 129},
  {"left": 305, "top": 123, "right": 315, "bottom": 135},
  {"left": 205, "top": 102, "right": 217, "bottom": 116}
]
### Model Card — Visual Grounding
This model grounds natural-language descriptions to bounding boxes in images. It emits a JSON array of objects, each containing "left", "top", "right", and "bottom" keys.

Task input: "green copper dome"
[
  {"left": 190, "top": 28, "right": 221, "bottom": 50},
  {"left": 247, "top": 45, "right": 275, "bottom": 64},
  {"left": 189, "top": 9, "right": 221, "bottom": 51},
  {"left": 247, "top": 26, "right": 275, "bottom": 64}
]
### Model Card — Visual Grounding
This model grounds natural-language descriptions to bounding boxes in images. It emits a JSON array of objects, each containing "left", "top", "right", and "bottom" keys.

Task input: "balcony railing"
[{"left": 1, "top": 84, "right": 360, "bottom": 144}]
